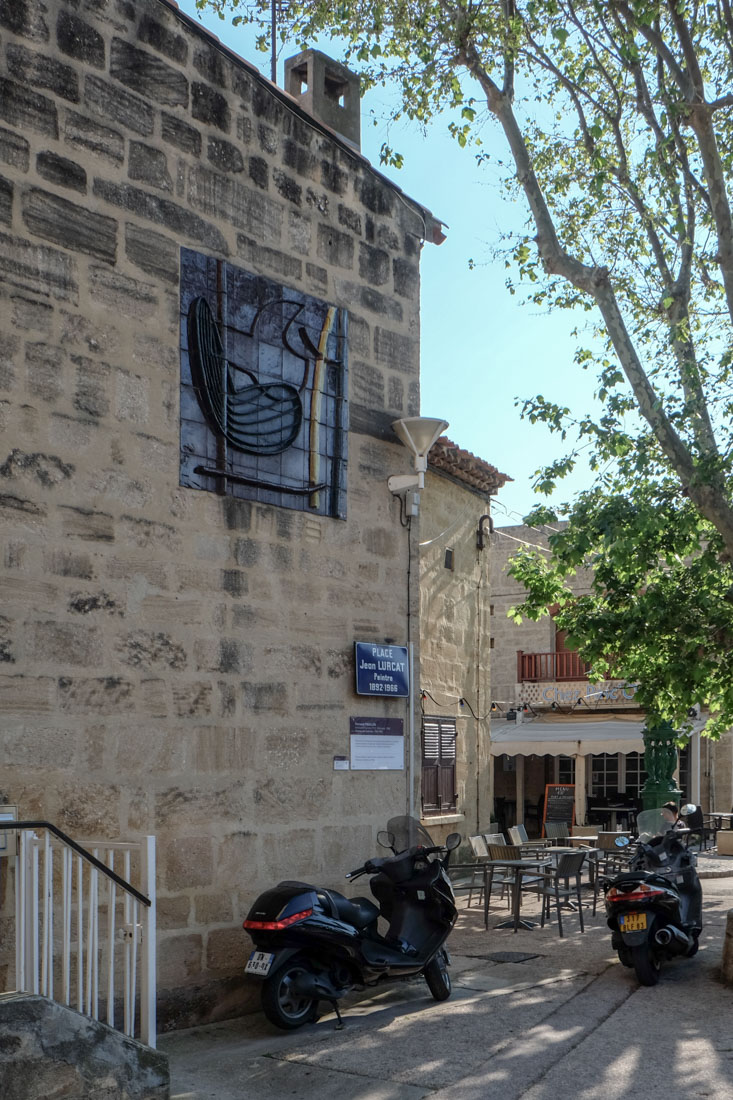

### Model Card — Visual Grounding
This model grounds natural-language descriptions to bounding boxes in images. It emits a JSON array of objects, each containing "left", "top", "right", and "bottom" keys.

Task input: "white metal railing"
[{"left": 3, "top": 823, "right": 156, "bottom": 1048}]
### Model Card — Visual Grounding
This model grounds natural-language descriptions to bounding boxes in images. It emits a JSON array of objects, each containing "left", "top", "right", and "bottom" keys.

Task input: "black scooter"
[
  {"left": 243, "top": 815, "right": 461, "bottom": 1029},
  {"left": 603, "top": 806, "right": 702, "bottom": 985}
]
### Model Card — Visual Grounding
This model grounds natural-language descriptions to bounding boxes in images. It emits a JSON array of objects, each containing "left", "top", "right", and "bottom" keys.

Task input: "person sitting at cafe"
[{"left": 661, "top": 801, "right": 686, "bottom": 829}]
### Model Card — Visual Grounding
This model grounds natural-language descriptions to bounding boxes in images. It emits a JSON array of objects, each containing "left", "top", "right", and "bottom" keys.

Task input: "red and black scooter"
[
  {"left": 603, "top": 806, "right": 702, "bottom": 985},
  {"left": 243, "top": 815, "right": 461, "bottom": 1029}
]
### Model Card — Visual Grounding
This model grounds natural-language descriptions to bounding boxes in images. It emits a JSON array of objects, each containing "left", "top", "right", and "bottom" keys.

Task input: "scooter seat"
[
  {"left": 275, "top": 881, "right": 379, "bottom": 929},
  {"left": 320, "top": 889, "right": 380, "bottom": 929}
]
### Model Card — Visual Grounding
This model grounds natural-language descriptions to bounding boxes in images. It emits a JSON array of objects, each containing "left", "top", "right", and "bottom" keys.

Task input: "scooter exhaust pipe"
[
  {"left": 654, "top": 925, "right": 691, "bottom": 950},
  {"left": 292, "top": 972, "right": 349, "bottom": 1000}
]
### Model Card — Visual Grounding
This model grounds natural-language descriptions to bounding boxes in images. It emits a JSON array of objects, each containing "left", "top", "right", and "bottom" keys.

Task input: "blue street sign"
[{"left": 354, "top": 642, "right": 409, "bottom": 697}]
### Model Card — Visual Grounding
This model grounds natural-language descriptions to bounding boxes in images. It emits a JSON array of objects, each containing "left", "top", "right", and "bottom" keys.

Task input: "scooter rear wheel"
[
  {"left": 424, "top": 950, "right": 452, "bottom": 1001},
  {"left": 261, "top": 958, "right": 319, "bottom": 1030},
  {"left": 631, "top": 943, "right": 661, "bottom": 986}
]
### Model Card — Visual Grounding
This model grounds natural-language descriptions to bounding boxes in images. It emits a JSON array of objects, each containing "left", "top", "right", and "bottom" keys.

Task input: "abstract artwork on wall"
[{"left": 180, "top": 248, "right": 348, "bottom": 518}]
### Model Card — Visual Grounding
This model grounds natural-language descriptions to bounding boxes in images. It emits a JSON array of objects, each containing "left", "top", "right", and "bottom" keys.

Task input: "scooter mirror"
[
  {"left": 680, "top": 804, "right": 697, "bottom": 816},
  {"left": 615, "top": 835, "right": 630, "bottom": 848},
  {"left": 445, "top": 832, "right": 462, "bottom": 851},
  {"left": 377, "top": 830, "right": 395, "bottom": 850}
]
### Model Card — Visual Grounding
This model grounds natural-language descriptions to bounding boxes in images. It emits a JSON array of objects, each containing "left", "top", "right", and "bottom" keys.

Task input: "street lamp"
[
  {"left": 387, "top": 417, "right": 449, "bottom": 494},
  {"left": 387, "top": 416, "right": 448, "bottom": 822}
]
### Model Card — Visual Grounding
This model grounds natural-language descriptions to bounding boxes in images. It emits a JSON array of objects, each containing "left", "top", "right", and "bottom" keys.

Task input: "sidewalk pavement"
[{"left": 160, "top": 851, "right": 733, "bottom": 1100}]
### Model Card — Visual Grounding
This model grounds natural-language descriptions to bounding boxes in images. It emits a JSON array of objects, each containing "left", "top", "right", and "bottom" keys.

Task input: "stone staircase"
[{"left": 0, "top": 993, "right": 169, "bottom": 1100}]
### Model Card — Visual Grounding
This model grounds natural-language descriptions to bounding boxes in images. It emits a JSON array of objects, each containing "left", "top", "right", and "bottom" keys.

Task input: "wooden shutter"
[{"left": 421, "top": 717, "right": 457, "bottom": 813}]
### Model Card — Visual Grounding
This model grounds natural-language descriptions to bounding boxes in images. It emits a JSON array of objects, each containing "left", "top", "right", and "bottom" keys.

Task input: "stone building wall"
[
  {"left": 419, "top": 470, "right": 492, "bottom": 836},
  {"left": 489, "top": 524, "right": 575, "bottom": 706},
  {"left": 0, "top": 0, "right": 434, "bottom": 1026},
  {"left": 711, "top": 735, "right": 733, "bottom": 815}
]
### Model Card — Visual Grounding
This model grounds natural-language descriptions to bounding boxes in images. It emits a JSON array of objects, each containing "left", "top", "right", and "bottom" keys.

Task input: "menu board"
[{"left": 542, "top": 784, "right": 575, "bottom": 835}]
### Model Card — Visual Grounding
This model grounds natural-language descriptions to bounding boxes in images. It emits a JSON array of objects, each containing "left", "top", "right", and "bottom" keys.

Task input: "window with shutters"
[{"left": 421, "top": 716, "right": 457, "bottom": 814}]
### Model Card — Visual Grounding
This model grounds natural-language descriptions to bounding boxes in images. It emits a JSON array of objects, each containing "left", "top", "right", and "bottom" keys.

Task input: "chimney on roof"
[{"left": 284, "top": 49, "right": 361, "bottom": 151}]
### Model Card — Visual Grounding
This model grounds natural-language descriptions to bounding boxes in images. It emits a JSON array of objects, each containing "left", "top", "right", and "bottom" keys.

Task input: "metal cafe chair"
[
  {"left": 449, "top": 835, "right": 495, "bottom": 913},
  {"left": 483, "top": 831, "right": 506, "bottom": 847},
  {"left": 544, "top": 822, "right": 570, "bottom": 845},
  {"left": 539, "top": 850, "right": 587, "bottom": 937},
  {"left": 508, "top": 823, "right": 550, "bottom": 855},
  {"left": 592, "top": 831, "right": 633, "bottom": 913},
  {"left": 684, "top": 805, "right": 717, "bottom": 851},
  {"left": 466, "top": 834, "right": 490, "bottom": 908}
]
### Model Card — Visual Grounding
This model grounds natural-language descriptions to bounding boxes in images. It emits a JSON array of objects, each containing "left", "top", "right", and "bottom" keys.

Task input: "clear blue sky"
[{"left": 177, "top": 3, "right": 602, "bottom": 522}]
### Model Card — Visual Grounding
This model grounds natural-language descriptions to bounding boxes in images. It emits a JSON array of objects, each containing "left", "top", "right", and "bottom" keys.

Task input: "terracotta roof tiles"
[{"left": 429, "top": 437, "right": 512, "bottom": 495}]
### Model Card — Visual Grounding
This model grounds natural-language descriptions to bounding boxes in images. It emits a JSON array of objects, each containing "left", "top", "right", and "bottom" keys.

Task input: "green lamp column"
[{"left": 640, "top": 721, "right": 682, "bottom": 811}]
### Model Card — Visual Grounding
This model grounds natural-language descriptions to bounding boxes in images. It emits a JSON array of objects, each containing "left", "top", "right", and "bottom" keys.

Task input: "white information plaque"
[{"left": 350, "top": 736, "right": 404, "bottom": 770}]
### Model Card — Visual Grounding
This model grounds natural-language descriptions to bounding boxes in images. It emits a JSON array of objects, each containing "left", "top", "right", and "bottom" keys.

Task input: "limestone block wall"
[
  {"left": 490, "top": 522, "right": 596, "bottom": 705},
  {"left": 710, "top": 733, "right": 733, "bottom": 814},
  {"left": 0, "top": 0, "right": 430, "bottom": 1026},
  {"left": 419, "top": 471, "right": 492, "bottom": 835},
  {"left": 489, "top": 524, "right": 563, "bottom": 705}
]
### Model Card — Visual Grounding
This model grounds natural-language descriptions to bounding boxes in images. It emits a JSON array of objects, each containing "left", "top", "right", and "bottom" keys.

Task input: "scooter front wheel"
[
  {"left": 261, "top": 958, "right": 319, "bottom": 1030},
  {"left": 631, "top": 943, "right": 661, "bottom": 986},
  {"left": 424, "top": 950, "right": 452, "bottom": 1001}
]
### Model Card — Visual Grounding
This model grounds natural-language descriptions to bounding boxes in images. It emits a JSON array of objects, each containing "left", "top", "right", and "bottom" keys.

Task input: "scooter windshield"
[
  {"left": 636, "top": 808, "right": 672, "bottom": 842},
  {"left": 385, "top": 815, "right": 436, "bottom": 853}
]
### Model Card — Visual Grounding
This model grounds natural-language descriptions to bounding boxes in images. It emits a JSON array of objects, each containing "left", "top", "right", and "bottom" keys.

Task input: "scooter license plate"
[
  {"left": 245, "top": 950, "right": 275, "bottom": 976},
  {"left": 619, "top": 912, "right": 647, "bottom": 931}
]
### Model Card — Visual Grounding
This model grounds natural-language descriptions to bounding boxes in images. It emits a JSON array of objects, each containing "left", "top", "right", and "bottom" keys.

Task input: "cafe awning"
[{"left": 490, "top": 717, "right": 646, "bottom": 757}]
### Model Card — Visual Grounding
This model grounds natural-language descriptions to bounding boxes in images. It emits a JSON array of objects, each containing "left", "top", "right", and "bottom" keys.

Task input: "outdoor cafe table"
[
  {"left": 567, "top": 833, "right": 632, "bottom": 847},
  {"left": 592, "top": 805, "right": 636, "bottom": 831},
  {"left": 711, "top": 811, "right": 733, "bottom": 830},
  {"left": 483, "top": 856, "right": 552, "bottom": 932},
  {"left": 502, "top": 845, "right": 600, "bottom": 902},
  {"left": 517, "top": 842, "right": 599, "bottom": 860}
]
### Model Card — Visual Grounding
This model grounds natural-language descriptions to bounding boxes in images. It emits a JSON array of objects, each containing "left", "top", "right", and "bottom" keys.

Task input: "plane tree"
[{"left": 202, "top": 0, "right": 733, "bottom": 734}]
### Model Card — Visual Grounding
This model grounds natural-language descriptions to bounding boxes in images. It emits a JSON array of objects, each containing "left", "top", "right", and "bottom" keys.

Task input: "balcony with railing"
[{"left": 517, "top": 650, "right": 591, "bottom": 682}]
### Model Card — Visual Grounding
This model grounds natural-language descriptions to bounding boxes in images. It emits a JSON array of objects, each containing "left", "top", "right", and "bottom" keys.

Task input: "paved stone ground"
[{"left": 160, "top": 851, "right": 733, "bottom": 1100}]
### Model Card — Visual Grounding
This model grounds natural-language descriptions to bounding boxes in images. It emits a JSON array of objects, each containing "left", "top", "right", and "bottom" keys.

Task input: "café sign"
[
  {"left": 535, "top": 681, "right": 639, "bottom": 706},
  {"left": 354, "top": 642, "right": 409, "bottom": 697}
]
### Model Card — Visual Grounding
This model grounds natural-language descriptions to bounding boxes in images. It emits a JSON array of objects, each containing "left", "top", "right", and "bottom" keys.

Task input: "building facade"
[
  {"left": 0, "top": 0, "right": 445, "bottom": 1026},
  {"left": 490, "top": 523, "right": 733, "bottom": 832},
  {"left": 418, "top": 441, "right": 508, "bottom": 843}
]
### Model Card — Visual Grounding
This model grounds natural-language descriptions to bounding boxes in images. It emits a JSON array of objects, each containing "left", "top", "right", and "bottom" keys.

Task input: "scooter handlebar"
[
  {"left": 345, "top": 858, "right": 384, "bottom": 880},
  {"left": 345, "top": 845, "right": 446, "bottom": 881}
]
